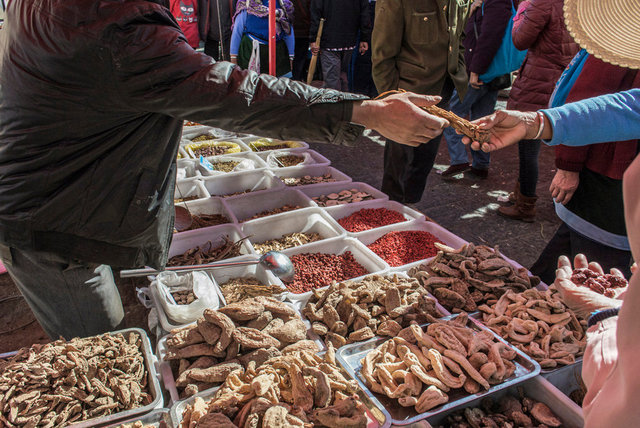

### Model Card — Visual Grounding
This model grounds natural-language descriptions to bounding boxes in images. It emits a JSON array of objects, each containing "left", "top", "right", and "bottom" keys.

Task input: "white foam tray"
[
  {"left": 271, "top": 164, "right": 353, "bottom": 189},
  {"left": 225, "top": 188, "right": 315, "bottom": 223},
  {"left": 242, "top": 208, "right": 346, "bottom": 254},
  {"left": 354, "top": 220, "right": 468, "bottom": 271},
  {"left": 172, "top": 197, "right": 236, "bottom": 235},
  {"left": 258, "top": 148, "right": 331, "bottom": 168},
  {"left": 326, "top": 199, "right": 427, "bottom": 235},
  {"left": 168, "top": 223, "right": 254, "bottom": 260},
  {"left": 175, "top": 178, "right": 209, "bottom": 202},
  {"left": 281, "top": 236, "right": 389, "bottom": 306},
  {"left": 299, "top": 181, "right": 389, "bottom": 207},
  {"left": 240, "top": 136, "right": 309, "bottom": 152},
  {"left": 207, "top": 262, "right": 287, "bottom": 305},
  {"left": 196, "top": 152, "right": 268, "bottom": 178},
  {"left": 200, "top": 170, "right": 284, "bottom": 198}
]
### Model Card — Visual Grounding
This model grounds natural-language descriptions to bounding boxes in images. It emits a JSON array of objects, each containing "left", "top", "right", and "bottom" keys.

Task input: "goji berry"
[
  {"left": 338, "top": 207, "right": 407, "bottom": 233},
  {"left": 367, "top": 231, "right": 442, "bottom": 267},
  {"left": 286, "top": 252, "right": 368, "bottom": 293}
]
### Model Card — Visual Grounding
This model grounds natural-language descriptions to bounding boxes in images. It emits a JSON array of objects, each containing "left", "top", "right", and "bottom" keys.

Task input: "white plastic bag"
[
  {"left": 266, "top": 151, "right": 314, "bottom": 168},
  {"left": 152, "top": 271, "right": 219, "bottom": 325},
  {"left": 248, "top": 39, "right": 261, "bottom": 73},
  {"left": 198, "top": 155, "right": 257, "bottom": 176}
]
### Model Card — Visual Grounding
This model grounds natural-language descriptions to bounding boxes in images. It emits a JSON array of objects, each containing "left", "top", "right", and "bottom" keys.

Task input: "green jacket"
[{"left": 372, "top": 0, "right": 470, "bottom": 98}]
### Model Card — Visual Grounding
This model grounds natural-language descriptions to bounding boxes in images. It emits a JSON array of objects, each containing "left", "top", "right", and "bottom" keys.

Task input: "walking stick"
[{"left": 306, "top": 18, "right": 325, "bottom": 84}]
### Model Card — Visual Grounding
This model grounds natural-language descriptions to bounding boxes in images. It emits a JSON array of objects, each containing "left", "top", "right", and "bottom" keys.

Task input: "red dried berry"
[
  {"left": 338, "top": 208, "right": 407, "bottom": 233},
  {"left": 367, "top": 231, "right": 442, "bottom": 267},
  {"left": 286, "top": 252, "right": 368, "bottom": 294}
]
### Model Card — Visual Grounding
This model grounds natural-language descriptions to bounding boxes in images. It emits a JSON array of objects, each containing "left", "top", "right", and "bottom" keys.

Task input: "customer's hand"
[
  {"left": 469, "top": 72, "right": 483, "bottom": 89},
  {"left": 554, "top": 254, "right": 623, "bottom": 319},
  {"left": 359, "top": 42, "right": 368, "bottom": 55},
  {"left": 310, "top": 42, "right": 319, "bottom": 55},
  {"left": 461, "top": 109, "right": 545, "bottom": 152},
  {"left": 351, "top": 91, "right": 449, "bottom": 147},
  {"left": 550, "top": 169, "right": 580, "bottom": 205}
]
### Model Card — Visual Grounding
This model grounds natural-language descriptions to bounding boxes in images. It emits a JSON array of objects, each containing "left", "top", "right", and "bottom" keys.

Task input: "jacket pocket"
[{"left": 408, "top": 11, "right": 438, "bottom": 45}]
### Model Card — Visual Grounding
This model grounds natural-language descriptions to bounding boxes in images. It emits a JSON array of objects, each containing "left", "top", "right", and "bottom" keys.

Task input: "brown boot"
[
  {"left": 507, "top": 180, "right": 520, "bottom": 203},
  {"left": 498, "top": 190, "right": 537, "bottom": 222}
]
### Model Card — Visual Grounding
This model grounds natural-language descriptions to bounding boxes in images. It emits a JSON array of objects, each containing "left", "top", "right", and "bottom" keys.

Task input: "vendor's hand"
[
  {"left": 359, "top": 42, "right": 368, "bottom": 55},
  {"left": 554, "top": 254, "right": 623, "bottom": 319},
  {"left": 550, "top": 169, "right": 579, "bottom": 205},
  {"left": 310, "top": 42, "right": 319, "bottom": 55},
  {"left": 461, "top": 109, "right": 545, "bottom": 152},
  {"left": 351, "top": 91, "right": 449, "bottom": 147},
  {"left": 469, "top": 72, "right": 483, "bottom": 89}
]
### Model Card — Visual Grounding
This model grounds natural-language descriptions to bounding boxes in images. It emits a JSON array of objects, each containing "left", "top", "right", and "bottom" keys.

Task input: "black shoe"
[
  {"left": 468, "top": 167, "right": 489, "bottom": 179},
  {"left": 441, "top": 163, "right": 470, "bottom": 177}
]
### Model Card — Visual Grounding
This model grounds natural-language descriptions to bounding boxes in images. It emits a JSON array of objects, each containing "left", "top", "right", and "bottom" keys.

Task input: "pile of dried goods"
[
  {"left": 477, "top": 288, "right": 586, "bottom": 369},
  {"left": 192, "top": 145, "right": 233, "bottom": 157},
  {"left": 178, "top": 347, "right": 368, "bottom": 428},
  {"left": 217, "top": 189, "right": 256, "bottom": 198},
  {"left": 172, "top": 290, "right": 196, "bottom": 305},
  {"left": 243, "top": 205, "right": 303, "bottom": 221},
  {"left": 302, "top": 274, "right": 443, "bottom": 348},
  {"left": 180, "top": 213, "right": 230, "bottom": 232},
  {"left": 174, "top": 195, "right": 199, "bottom": 203},
  {"left": 409, "top": 243, "right": 539, "bottom": 313},
  {"left": 184, "top": 121, "right": 202, "bottom": 126},
  {"left": 274, "top": 154, "right": 304, "bottom": 167},
  {"left": 434, "top": 391, "right": 563, "bottom": 427},
  {"left": 312, "top": 189, "right": 374, "bottom": 207},
  {"left": 570, "top": 267, "right": 628, "bottom": 297},
  {"left": 0, "top": 332, "right": 152, "bottom": 426},
  {"left": 368, "top": 231, "right": 442, "bottom": 266},
  {"left": 191, "top": 134, "right": 215, "bottom": 142},
  {"left": 286, "top": 252, "right": 368, "bottom": 293},
  {"left": 164, "top": 297, "right": 315, "bottom": 397},
  {"left": 361, "top": 313, "right": 518, "bottom": 413},
  {"left": 218, "top": 278, "right": 285, "bottom": 304},
  {"left": 282, "top": 173, "right": 336, "bottom": 186},
  {"left": 212, "top": 160, "right": 240, "bottom": 172},
  {"left": 252, "top": 232, "right": 322, "bottom": 254},
  {"left": 338, "top": 207, "right": 407, "bottom": 232},
  {"left": 167, "top": 237, "right": 246, "bottom": 266}
]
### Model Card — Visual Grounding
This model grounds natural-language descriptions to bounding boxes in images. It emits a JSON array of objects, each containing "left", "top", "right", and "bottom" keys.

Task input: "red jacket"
[
  {"left": 506, "top": 0, "right": 579, "bottom": 111},
  {"left": 555, "top": 56, "right": 639, "bottom": 180}
]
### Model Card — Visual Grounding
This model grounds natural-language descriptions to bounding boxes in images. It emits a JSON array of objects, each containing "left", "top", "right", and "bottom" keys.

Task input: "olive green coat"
[{"left": 372, "top": 0, "right": 470, "bottom": 98}]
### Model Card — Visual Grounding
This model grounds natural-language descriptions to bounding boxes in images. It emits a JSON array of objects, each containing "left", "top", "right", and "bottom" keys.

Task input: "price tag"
[{"left": 199, "top": 155, "right": 214, "bottom": 171}]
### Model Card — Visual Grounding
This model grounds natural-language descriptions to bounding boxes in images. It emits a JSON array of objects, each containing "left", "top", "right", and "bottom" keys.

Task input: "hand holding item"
[
  {"left": 554, "top": 254, "right": 624, "bottom": 319},
  {"left": 469, "top": 72, "right": 483, "bottom": 88},
  {"left": 310, "top": 42, "right": 319, "bottom": 55},
  {"left": 550, "top": 169, "right": 580, "bottom": 205},
  {"left": 351, "top": 91, "right": 448, "bottom": 147},
  {"left": 359, "top": 42, "right": 368, "bottom": 55}
]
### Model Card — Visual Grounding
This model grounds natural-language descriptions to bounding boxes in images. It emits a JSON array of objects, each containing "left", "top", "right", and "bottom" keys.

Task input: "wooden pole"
[
  {"left": 268, "top": 0, "right": 276, "bottom": 75},
  {"left": 306, "top": 18, "right": 325, "bottom": 84}
]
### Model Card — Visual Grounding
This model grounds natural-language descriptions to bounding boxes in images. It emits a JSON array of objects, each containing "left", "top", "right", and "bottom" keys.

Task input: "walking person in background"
[
  {"left": 230, "top": 0, "right": 295, "bottom": 77},
  {"left": 351, "top": 0, "right": 378, "bottom": 97},
  {"left": 373, "top": 0, "right": 469, "bottom": 203},
  {"left": 309, "top": 0, "right": 370, "bottom": 91},
  {"left": 170, "top": 0, "right": 201, "bottom": 48},
  {"left": 291, "top": 0, "right": 311, "bottom": 81},
  {"left": 441, "top": 0, "right": 513, "bottom": 180},
  {"left": 497, "top": 0, "right": 579, "bottom": 221},
  {"left": 198, "top": 0, "right": 235, "bottom": 61}
]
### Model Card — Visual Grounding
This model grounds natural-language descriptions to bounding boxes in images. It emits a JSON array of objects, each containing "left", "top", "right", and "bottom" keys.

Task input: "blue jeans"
[{"left": 443, "top": 86, "right": 498, "bottom": 169}]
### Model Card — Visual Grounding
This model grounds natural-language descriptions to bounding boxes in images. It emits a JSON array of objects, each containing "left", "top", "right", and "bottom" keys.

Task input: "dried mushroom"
[
  {"left": 409, "top": 242, "right": 539, "bottom": 313},
  {"left": 302, "top": 274, "right": 443, "bottom": 347},
  {"left": 178, "top": 347, "right": 367, "bottom": 428},
  {"left": 0, "top": 333, "right": 152, "bottom": 427}
]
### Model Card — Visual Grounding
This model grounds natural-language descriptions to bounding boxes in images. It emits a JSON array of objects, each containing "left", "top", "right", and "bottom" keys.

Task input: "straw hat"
[{"left": 563, "top": 0, "right": 640, "bottom": 69}]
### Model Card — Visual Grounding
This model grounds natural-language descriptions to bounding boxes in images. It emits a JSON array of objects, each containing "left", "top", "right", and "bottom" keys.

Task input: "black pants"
[
  {"left": 381, "top": 79, "right": 454, "bottom": 203},
  {"left": 530, "top": 222, "right": 633, "bottom": 285},
  {"left": 518, "top": 138, "right": 541, "bottom": 197},
  {"left": 204, "top": 36, "right": 231, "bottom": 62},
  {"left": 292, "top": 37, "right": 310, "bottom": 81}
]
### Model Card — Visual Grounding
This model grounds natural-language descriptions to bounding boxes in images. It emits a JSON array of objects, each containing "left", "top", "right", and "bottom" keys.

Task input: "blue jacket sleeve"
[
  {"left": 542, "top": 89, "right": 640, "bottom": 147},
  {"left": 230, "top": 11, "right": 246, "bottom": 55}
]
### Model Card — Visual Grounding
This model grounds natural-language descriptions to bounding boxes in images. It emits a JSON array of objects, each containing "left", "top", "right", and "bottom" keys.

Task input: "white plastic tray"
[
  {"left": 299, "top": 181, "right": 389, "bottom": 207},
  {"left": 271, "top": 165, "right": 353, "bottom": 189},
  {"left": 175, "top": 178, "right": 209, "bottom": 204},
  {"left": 258, "top": 148, "right": 331, "bottom": 168},
  {"left": 224, "top": 188, "right": 315, "bottom": 222},
  {"left": 326, "top": 199, "right": 427, "bottom": 235},
  {"left": 207, "top": 262, "right": 287, "bottom": 305},
  {"left": 240, "top": 136, "right": 309, "bottom": 152},
  {"left": 200, "top": 170, "right": 284, "bottom": 198},
  {"left": 242, "top": 208, "right": 346, "bottom": 254},
  {"left": 281, "top": 236, "right": 389, "bottom": 305},
  {"left": 172, "top": 197, "right": 236, "bottom": 234},
  {"left": 168, "top": 223, "right": 254, "bottom": 260},
  {"left": 355, "top": 220, "right": 468, "bottom": 271},
  {"left": 196, "top": 152, "right": 268, "bottom": 177},
  {"left": 176, "top": 158, "right": 199, "bottom": 180}
]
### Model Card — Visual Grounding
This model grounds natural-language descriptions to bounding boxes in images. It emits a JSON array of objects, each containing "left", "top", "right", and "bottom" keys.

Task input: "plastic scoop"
[{"left": 119, "top": 251, "right": 295, "bottom": 282}]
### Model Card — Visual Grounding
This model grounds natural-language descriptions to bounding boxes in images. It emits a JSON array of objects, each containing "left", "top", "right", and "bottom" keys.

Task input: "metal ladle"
[{"left": 119, "top": 251, "right": 295, "bottom": 282}]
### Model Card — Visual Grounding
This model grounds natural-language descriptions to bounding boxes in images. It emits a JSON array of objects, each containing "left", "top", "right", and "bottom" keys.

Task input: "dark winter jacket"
[
  {"left": 309, "top": 0, "right": 371, "bottom": 49},
  {"left": 198, "top": 0, "right": 235, "bottom": 41},
  {"left": 292, "top": 0, "right": 311, "bottom": 38},
  {"left": 506, "top": 0, "right": 579, "bottom": 111},
  {"left": 463, "top": 0, "right": 512, "bottom": 76},
  {"left": 0, "top": 0, "right": 366, "bottom": 269}
]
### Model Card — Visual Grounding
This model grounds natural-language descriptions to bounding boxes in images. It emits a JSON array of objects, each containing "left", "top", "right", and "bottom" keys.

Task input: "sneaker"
[
  {"left": 441, "top": 163, "right": 470, "bottom": 177},
  {"left": 468, "top": 167, "right": 489, "bottom": 179}
]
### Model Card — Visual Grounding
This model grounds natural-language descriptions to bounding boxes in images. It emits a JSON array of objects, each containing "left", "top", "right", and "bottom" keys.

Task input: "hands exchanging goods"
[
  {"left": 550, "top": 169, "right": 580, "bottom": 205},
  {"left": 358, "top": 42, "right": 368, "bottom": 55}
]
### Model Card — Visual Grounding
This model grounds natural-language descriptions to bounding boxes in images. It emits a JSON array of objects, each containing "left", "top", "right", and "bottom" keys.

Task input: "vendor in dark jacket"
[
  {"left": 0, "top": 0, "right": 450, "bottom": 340},
  {"left": 309, "top": 0, "right": 370, "bottom": 90},
  {"left": 442, "top": 0, "right": 512, "bottom": 180}
]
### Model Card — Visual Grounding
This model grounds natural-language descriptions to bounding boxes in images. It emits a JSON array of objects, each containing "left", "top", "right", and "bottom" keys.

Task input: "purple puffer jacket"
[
  {"left": 464, "top": 0, "right": 513, "bottom": 76},
  {"left": 506, "top": 0, "right": 579, "bottom": 111}
]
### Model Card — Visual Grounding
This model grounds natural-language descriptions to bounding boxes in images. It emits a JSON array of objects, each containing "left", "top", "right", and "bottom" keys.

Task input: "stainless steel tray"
[
  {"left": 426, "top": 375, "right": 583, "bottom": 427},
  {"left": 541, "top": 361, "right": 585, "bottom": 405},
  {"left": 1, "top": 328, "right": 163, "bottom": 428},
  {"left": 335, "top": 314, "right": 541, "bottom": 426},
  {"left": 101, "top": 408, "right": 171, "bottom": 428},
  {"left": 169, "top": 387, "right": 219, "bottom": 427}
]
